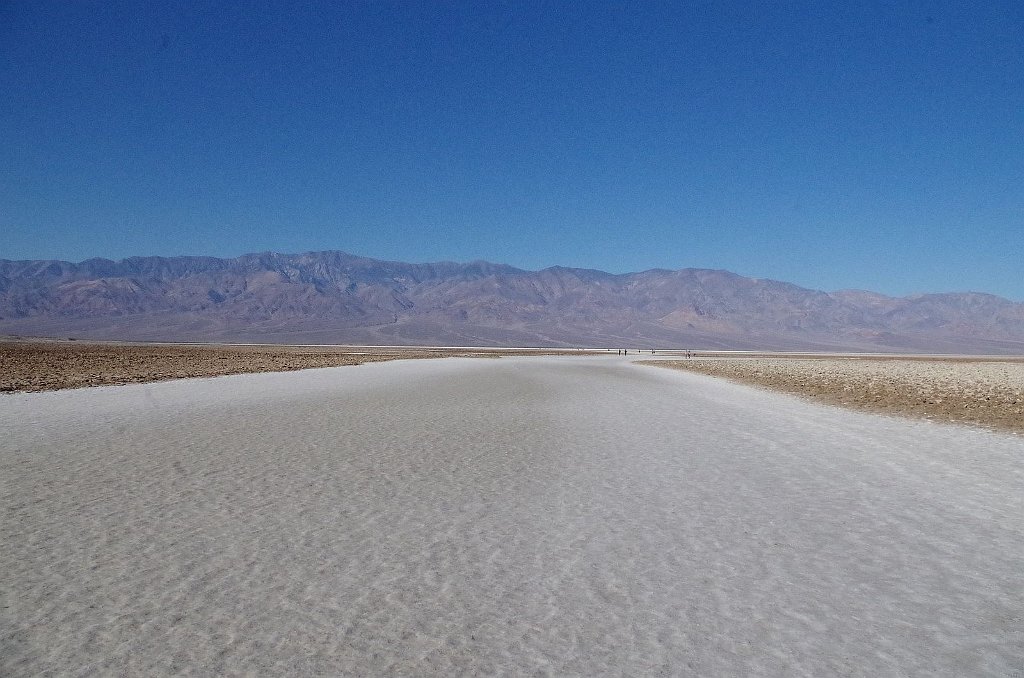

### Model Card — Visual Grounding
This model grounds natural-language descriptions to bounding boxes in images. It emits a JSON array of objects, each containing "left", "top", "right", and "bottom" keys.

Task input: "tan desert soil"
[
  {"left": 645, "top": 357, "right": 1024, "bottom": 434},
  {"left": 0, "top": 340, "right": 590, "bottom": 392}
]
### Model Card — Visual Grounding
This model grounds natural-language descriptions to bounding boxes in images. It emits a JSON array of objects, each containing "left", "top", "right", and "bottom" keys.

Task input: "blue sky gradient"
[{"left": 2, "top": 1, "right": 1023, "bottom": 298}]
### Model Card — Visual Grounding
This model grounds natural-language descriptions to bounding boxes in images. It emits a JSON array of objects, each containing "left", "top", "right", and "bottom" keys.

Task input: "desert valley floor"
[{"left": 2, "top": 356, "right": 1023, "bottom": 676}]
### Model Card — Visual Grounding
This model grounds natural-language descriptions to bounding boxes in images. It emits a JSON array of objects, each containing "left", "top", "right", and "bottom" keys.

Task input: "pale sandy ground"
[
  {"left": 2, "top": 356, "right": 1023, "bottom": 676},
  {"left": 644, "top": 357, "right": 1024, "bottom": 434}
]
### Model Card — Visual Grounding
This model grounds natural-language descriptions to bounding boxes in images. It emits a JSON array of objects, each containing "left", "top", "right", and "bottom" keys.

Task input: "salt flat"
[{"left": 2, "top": 356, "right": 1023, "bottom": 676}]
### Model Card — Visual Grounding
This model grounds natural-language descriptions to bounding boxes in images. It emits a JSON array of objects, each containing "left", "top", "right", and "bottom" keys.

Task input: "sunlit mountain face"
[{"left": 2, "top": 251, "right": 1023, "bottom": 354}]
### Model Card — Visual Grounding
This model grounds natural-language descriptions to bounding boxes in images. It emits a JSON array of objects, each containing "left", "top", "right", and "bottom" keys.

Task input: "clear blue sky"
[{"left": 2, "top": 1, "right": 1022, "bottom": 299}]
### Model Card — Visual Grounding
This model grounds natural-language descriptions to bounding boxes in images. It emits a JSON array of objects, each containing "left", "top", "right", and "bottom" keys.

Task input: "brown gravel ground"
[
  {"left": 644, "top": 356, "right": 1024, "bottom": 435},
  {"left": 0, "top": 340, "right": 593, "bottom": 392}
]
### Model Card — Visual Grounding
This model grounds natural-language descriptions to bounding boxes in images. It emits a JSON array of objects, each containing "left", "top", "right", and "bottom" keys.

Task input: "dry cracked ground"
[
  {"left": 0, "top": 340, "right": 589, "bottom": 392},
  {"left": 3, "top": 340, "right": 1022, "bottom": 436},
  {"left": 646, "top": 356, "right": 1024, "bottom": 435}
]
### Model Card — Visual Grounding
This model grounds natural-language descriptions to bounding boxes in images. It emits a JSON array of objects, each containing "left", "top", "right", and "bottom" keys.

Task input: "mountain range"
[{"left": 2, "top": 250, "right": 1023, "bottom": 353}]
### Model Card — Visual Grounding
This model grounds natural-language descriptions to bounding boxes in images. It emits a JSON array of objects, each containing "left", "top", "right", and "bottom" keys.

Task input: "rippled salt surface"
[{"left": 2, "top": 357, "right": 1023, "bottom": 676}]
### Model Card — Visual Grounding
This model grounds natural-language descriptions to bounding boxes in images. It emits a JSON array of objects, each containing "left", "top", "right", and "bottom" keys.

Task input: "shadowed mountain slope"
[{"left": 2, "top": 251, "right": 1023, "bottom": 353}]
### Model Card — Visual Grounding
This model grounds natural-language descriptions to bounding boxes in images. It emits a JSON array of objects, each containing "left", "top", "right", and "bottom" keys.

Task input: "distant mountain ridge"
[{"left": 2, "top": 250, "right": 1023, "bottom": 353}]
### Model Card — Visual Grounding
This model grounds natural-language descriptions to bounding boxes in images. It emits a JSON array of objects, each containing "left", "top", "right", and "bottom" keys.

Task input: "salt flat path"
[{"left": 2, "top": 356, "right": 1022, "bottom": 676}]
